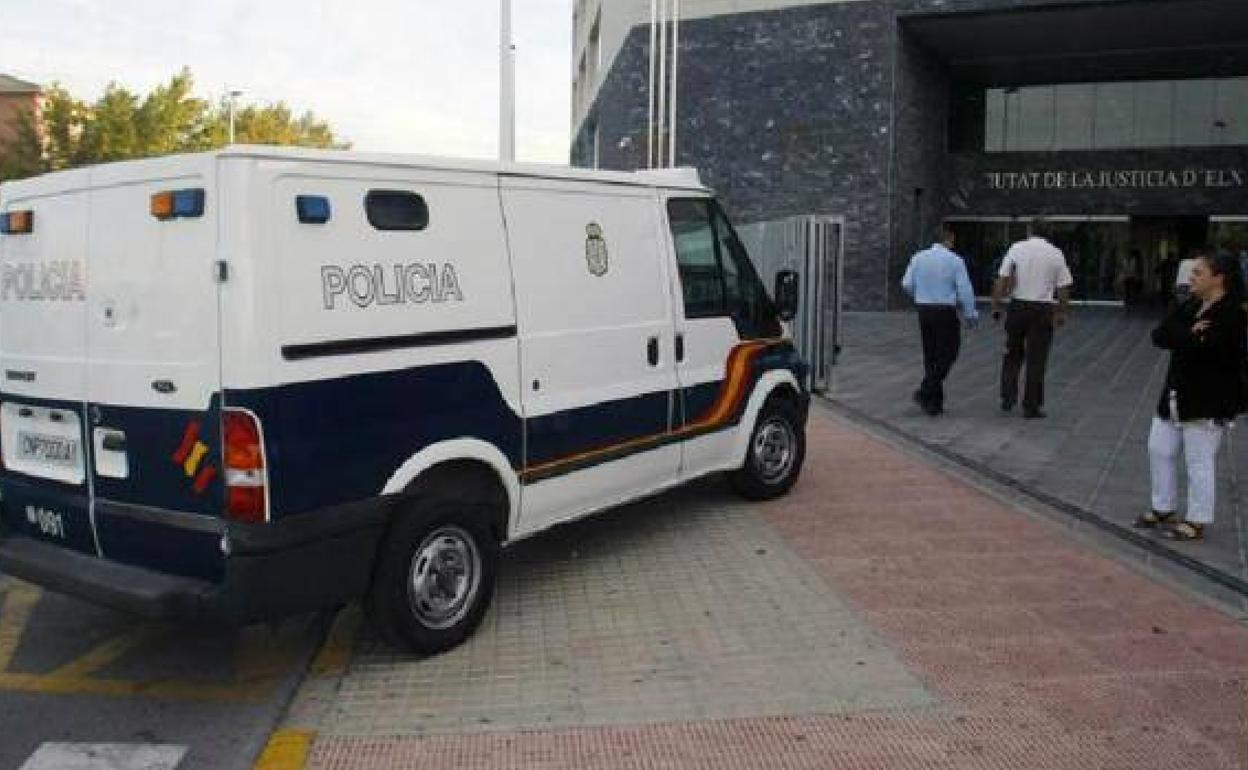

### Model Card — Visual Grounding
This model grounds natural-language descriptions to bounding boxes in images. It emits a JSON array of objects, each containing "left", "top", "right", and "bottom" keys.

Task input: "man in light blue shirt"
[{"left": 901, "top": 225, "right": 978, "bottom": 416}]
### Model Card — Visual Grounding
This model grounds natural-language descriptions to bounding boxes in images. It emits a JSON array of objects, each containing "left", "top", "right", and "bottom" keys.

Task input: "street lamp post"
[{"left": 227, "top": 89, "right": 243, "bottom": 144}]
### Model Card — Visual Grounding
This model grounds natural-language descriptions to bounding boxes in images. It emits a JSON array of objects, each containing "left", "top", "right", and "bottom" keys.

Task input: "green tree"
[
  {"left": 134, "top": 69, "right": 212, "bottom": 156},
  {"left": 0, "top": 68, "right": 347, "bottom": 181},
  {"left": 40, "top": 85, "right": 90, "bottom": 171},
  {"left": 76, "top": 83, "right": 141, "bottom": 164},
  {"left": 0, "top": 108, "right": 44, "bottom": 182},
  {"left": 205, "top": 99, "right": 345, "bottom": 149}
]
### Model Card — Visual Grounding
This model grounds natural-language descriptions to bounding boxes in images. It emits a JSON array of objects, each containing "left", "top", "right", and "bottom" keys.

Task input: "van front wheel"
[
  {"left": 730, "top": 398, "right": 806, "bottom": 500},
  {"left": 367, "top": 501, "right": 499, "bottom": 655}
]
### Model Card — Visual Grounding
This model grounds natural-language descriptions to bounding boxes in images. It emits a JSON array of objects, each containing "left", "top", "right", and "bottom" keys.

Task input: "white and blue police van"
[{"left": 0, "top": 146, "right": 808, "bottom": 654}]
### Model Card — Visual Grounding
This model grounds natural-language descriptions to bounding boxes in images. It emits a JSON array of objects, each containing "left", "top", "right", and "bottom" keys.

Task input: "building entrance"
[
  {"left": 947, "top": 217, "right": 1130, "bottom": 303},
  {"left": 947, "top": 215, "right": 1238, "bottom": 305},
  {"left": 1128, "top": 216, "right": 1208, "bottom": 305}
]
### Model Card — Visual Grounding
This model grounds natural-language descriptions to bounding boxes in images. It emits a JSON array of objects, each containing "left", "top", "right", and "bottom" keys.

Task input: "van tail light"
[{"left": 223, "top": 408, "right": 267, "bottom": 523}]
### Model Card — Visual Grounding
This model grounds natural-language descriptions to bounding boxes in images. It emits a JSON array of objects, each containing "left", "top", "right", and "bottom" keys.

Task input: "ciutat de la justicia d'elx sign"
[{"left": 984, "top": 168, "right": 1246, "bottom": 191}]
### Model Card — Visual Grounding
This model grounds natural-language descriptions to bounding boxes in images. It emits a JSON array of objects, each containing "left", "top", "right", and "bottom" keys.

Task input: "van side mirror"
[{"left": 774, "top": 269, "right": 799, "bottom": 322}]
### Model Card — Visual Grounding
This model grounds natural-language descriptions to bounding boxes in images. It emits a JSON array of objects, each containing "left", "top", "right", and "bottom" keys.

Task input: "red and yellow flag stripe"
[{"left": 519, "top": 340, "right": 780, "bottom": 483}]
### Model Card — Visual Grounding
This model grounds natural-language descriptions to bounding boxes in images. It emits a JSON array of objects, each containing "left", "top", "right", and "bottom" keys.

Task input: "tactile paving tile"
[{"left": 302, "top": 411, "right": 1248, "bottom": 769}]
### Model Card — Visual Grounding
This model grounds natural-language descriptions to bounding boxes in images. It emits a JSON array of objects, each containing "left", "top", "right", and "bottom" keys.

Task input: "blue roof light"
[
  {"left": 171, "top": 188, "right": 205, "bottom": 218},
  {"left": 296, "top": 195, "right": 331, "bottom": 224}
]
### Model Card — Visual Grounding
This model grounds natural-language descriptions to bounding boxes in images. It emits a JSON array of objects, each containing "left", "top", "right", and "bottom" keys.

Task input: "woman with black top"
[{"left": 1136, "top": 251, "right": 1248, "bottom": 541}]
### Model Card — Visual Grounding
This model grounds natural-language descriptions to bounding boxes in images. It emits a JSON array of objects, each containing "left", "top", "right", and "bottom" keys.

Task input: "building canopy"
[{"left": 903, "top": 0, "right": 1248, "bottom": 85}]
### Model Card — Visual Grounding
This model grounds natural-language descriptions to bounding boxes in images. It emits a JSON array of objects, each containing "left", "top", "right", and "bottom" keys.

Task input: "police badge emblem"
[{"left": 585, "top": 222, "right": 609, "bottom": 276}]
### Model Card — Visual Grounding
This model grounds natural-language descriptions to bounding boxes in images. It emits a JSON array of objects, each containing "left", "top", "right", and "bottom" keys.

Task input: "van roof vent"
[{"left": 633, "top": 167, "right": 704, "bottom": 189}]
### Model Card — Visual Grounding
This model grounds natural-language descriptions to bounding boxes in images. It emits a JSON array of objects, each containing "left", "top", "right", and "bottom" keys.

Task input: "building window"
[
  {"left": 1093, "top": 82, "right": 1134, "bottom": 149},
  {"left": 583, "top": 117, "right": 599, "bottom": 168},
  {"left": 588, "top": 12, "right": 601, "bottom": 84},
  {"left": 1053, "top": 84, "right": 1093, "bottom": 150},
  {"left": 577, "top": 54, "right": 587, "bottom": 109},
  {"left": 1133, "top": 81, "right": 1173, "bottom": 148},
  {"left": 961, "top": 76, "right": 1248, "bottom": 152},
  {"left": 1174, "top": 79, "right": 1215, "bottom": 146},
  {"left": 1214, "top": 78, "right": 1248, "bottom": 145},
  {"left": 1016, "top": 87, "right": 1055, "bottom": 151}
]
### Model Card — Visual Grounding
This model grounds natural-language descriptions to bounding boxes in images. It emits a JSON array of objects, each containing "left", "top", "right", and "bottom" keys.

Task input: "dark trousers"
[
  {"left": 917, "top": 305, "right": 961, "bottom": 411},
  {"left": 1000, "top": 301, "right": 1055, "bottom": 411}
]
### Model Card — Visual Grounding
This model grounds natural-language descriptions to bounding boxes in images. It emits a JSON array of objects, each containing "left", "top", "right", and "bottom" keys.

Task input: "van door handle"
[
  {"left": 675, "top": 333, "right": 685, "bottom": 363},
  {"left": 647, "top": 336, "right": 659, "bottom": 366}
]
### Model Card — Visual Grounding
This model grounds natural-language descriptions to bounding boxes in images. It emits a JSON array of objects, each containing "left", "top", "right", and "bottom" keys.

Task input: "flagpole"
[
  {"left": 500, "top": 0, "right": 515, "bottom": 162},
  {"left": 647, "top": 0, "right": 657, "bottom": 168},
  {"left": 669, "top": 0, "right": 679, "bottom": 168},
  {"left": 656, "top": 0, "right": 667, "bottom": 169}
]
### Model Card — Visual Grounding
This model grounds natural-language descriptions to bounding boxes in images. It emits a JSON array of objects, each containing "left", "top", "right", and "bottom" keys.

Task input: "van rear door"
[
  {"left": 0, "top": 170, "right": 95, "bottom": 555},
  {"left": 84, "top": 159, "right": 226, "bottom": 582}
]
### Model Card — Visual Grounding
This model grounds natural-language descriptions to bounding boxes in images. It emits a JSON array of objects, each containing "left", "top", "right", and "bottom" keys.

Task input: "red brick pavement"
[{"left": 307, "top": 412, "right": 1248, "bottom": 769}]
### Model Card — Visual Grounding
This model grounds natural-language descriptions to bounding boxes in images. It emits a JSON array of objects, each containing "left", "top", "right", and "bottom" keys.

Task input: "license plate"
[{"left": 17, "top": 432, "right": 79, "bottom": 467}]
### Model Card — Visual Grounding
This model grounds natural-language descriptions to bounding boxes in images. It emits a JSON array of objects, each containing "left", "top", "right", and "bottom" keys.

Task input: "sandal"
[
  {"left": 1134, "top": 510, "right": 1176, "bottom": 528},
  {"left": 1163, "top": 521, "right": 1204, "bottom": 541}
]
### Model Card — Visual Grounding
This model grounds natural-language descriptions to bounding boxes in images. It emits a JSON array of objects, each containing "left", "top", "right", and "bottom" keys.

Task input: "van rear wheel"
[
  {"left": 729, "top": 397, "right": 806, "bottom": 500},
  {"left": 367, "top": 501, "right": 499, "bottom": 655}
]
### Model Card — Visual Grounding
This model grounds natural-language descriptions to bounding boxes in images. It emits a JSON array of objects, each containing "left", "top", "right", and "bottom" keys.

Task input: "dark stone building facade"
[{"left": 572, "top": 0, "right": 1248, "bottom": 310}]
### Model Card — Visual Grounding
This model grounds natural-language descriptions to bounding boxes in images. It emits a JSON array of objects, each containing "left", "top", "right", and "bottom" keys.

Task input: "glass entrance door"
[
  {"left": 1047, "top": 219, "right": 1130, "bottom": 303},
  {"left": 1130, "top": 216, "right": 1209, "bottom": 305},
  {"left": 947, "top": 217, "right": 1129, "bottom": 302},
  {"left": 1210, "top": 217, "right": 1248, "bottom": 257}
]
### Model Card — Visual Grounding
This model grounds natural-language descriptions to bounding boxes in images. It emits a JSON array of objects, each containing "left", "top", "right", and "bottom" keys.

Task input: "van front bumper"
[{"left": 0, "top": 497, "right": 393, "bottom": 624}]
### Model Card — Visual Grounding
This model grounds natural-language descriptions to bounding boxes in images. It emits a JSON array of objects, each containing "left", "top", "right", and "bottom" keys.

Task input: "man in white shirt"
[{"left": 991, "top": 220, "right": 1074, "bottom": 419}]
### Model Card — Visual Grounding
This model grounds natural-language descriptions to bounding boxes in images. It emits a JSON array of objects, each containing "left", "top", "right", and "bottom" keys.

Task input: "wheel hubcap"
[
  {"left": 407, "top": 525, "right": 481, "bottom": 630},
  {"left": 753, "top": 417, "right": 795, "bottom": 484}
]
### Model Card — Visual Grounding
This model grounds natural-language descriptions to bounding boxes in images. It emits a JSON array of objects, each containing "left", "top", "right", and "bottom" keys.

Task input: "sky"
[{"left": 0, "top": 0, "right": 574, "bottom": 163}]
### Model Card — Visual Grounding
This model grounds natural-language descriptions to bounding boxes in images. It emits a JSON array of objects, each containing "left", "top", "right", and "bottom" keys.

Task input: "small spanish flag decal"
[
  {"left": 173, "top": 420, "right": 217, "bottom": 495},
  {"left": 172, "top": 421, "right": 201, "bottom": 465},
  {"left": 193, "top": 464, "right": 218, "bottom": 494},
  {"left": 183, "top": 441, "right": 209, "bottom": 477}
]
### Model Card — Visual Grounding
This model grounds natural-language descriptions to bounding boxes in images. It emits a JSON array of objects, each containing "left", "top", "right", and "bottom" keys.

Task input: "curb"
[
  {"left": 822, "top": 397, "right": 1248, "bottom": 599},
  {"left": 250, "top": 606, "right": 363, "bottom": 770},
  {"left": 253, "top": 729, "right": 314, "bottom": 770}
]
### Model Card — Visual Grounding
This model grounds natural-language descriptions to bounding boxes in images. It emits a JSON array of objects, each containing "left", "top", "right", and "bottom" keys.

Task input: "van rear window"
[{"left": 365, "top": 190, "right": 429, "bottom": 231}]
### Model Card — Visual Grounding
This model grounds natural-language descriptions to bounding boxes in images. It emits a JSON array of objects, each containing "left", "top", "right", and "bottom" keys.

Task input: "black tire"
[
  {"left": 729, "top": 396, "right": 806, "bottom": 500},
  {"left": 366, "top": 500, "right": 499, "bottom": 656}
]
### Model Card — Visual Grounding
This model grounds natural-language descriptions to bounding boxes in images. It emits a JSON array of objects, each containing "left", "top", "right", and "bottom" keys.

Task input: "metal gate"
[{"left": 738, "top": 215, "right": 843, "bottom": 393}]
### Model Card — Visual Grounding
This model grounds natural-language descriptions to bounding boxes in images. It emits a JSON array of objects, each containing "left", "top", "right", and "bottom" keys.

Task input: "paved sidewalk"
[
  {"left": 831, "top": 308, "right": 1248, "bottom": 594},
  {"left": 275, "top": 409, "right": 1248, "bottom": 769}
]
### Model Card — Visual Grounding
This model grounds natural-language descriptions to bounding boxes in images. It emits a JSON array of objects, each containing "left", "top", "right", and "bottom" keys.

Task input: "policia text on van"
[{"left": 0, "top": 147, "right": 808, "bottom": 654}]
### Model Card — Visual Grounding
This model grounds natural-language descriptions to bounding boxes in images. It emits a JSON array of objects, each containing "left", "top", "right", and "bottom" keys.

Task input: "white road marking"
[{"left": 19, "top": 742, "right": 187, "bottom": 770}]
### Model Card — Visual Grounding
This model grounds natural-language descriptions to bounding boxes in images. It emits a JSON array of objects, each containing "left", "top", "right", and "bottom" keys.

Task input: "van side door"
[
  {"left": 665, "top": 198, "right": 782, "bottom": 478},
  {"left": 502, "top": 178, "right": 680, "bottom": 534}
]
